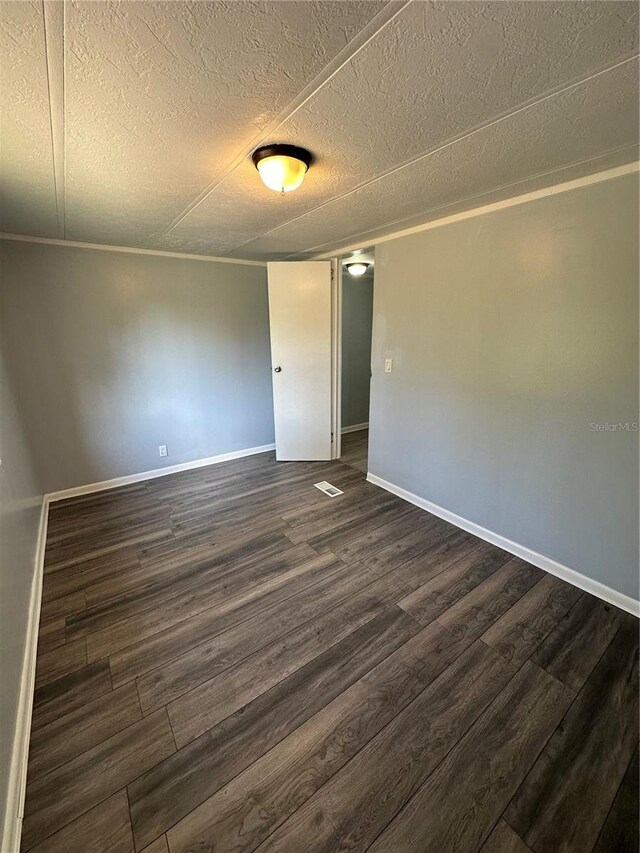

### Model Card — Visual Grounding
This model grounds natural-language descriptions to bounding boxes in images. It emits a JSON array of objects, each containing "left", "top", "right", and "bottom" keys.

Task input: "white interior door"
[{"left": 267, "top": 261, "right": 333, "bottom": 461}]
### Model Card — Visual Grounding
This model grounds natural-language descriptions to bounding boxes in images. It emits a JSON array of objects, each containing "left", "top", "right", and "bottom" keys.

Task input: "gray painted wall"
[
  {"left": 0, "top": 242, "right": 274, "bottom": 493},
  {"left": 341, "top": 274, "right": 373, "bottom": 428},
  {"left": 0, "top": 346, "right": 42, "bottom": 837},
  {"left": 370, "top": 173, "right": 639, "bottom": 601}
]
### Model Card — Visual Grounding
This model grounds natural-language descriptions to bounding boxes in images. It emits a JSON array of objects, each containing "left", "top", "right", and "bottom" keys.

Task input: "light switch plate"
[{"left": 385, "top": 358, "right": 393, "bottom": 373}]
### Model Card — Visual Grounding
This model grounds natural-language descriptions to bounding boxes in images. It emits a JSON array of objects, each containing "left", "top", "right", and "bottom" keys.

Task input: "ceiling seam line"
[
  {"left": 286, "top": 149, "right": 640, "bottom": 260},
  {"left": 41, "top": 0, "right": 61, "bottom": 238},
  {"left": 223, "top": 51, "right": 640, "bottom": 256},
  {"left": 62, "top": 0, "right": 67, "bottom": 240},
  {"left": 158, "top": 0, "right": 413, "bottom": 237}
]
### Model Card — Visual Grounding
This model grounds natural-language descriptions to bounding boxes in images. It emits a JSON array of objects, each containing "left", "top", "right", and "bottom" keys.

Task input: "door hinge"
[
  {"left": 330, "top": 268, "right": 334, "bottom": 280},
  {"left": 331, "top": 432, "right": 334, "bottom": 443}
]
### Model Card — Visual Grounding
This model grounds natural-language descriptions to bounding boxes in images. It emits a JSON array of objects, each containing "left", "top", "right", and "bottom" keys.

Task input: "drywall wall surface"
[
  {"left": 0, "top": 242, "right": 274, "bottom": 492},
  {"left": 369, "top": 173, "right": 639, "bottom": 600},
  {"left": 341, "top": 274, "right": 373, "bottom": 428},
  {"left": 0, "top": 345, "right": 42, "bottom": 838}
]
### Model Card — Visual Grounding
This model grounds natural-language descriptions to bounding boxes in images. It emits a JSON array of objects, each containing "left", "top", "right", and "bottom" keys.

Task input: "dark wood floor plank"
[
  {"left": 186, "top": 488, "right": 304, "bottom": 524},
  {"left": 480, "top": 820, "right": 532, "bottom": 853},
  {"left": 45, "top": 504, "right": 171, "bottom": 555},
  {"left": 367, "top": 661, "right": 572, "bottom": 853},
  {"left": 165, "top": 619, "right": 473, "bottom": 853},
  {"left": 254, "top": 640, "right": 515, "bottom": 853},
  {"left": 128, "top": 606, "right": 420, "bottom": 850},
  {"left": 44, "top": 525, "right": 173, "bottom": 574},
  {"left": 90, "top": 543, "right": 318, "bottom": 665},
  {"left": 398, "top": 541, "right": 513, "bottom": 625},
  {"left": 36, "top": 618, "right": 66, "bottom": 656},
  {"left": 67, "top": 531, "right": 295, "bottom": 640},
  {"left": 167, "top": 571, "right": 410, "bottom": 747},
  {"left": 505, "top": 619, "right": 639, "bottom": 853},
  {"left": 45, "top": 500, "right": 162, "bottom": 546},
  {"left": 109, "top": 545, "right": 333, "bottom": 687},
  {"left": 436, "top": 557, "right": 544, "bottom": 645},
  {"left": 136, "top": 557, "right": 376, "bottom": 716},
  {"left": 27, "top": 683, "right": 141, "bottom": 782},
  {"left": 83, "top": 541, "right": 214, "bottom": 607},
  {"left": 283, "top": 488, "right": 402, "bottom": 547},
  {"left": 531, "top": 594, "right": 623, "bottom": 692},
  {"left": 386, "top": 527, "right": 480, "bottom": 588},
  {"left": 170, "top": 492, "right": 301, "bottom": 539},
  {"left": 168, "top": 475, "right": 309, "bottom": 525},
  {"left": 172, "top": 508, "right": 291, "bottom": 549},
  {"left": 174, "top": 472, "right": 363, "bottom": 534},
  {"left": 40, "top": 590, "right": 86, "bottom": 621},
  {"left": 21, "top": 710, "right": 175, "bottom": 851},
  {"left": 331, "top": 509, "right": 429, "bottom": 565},
  {"left": 363, "top": 516, "right": 456, "bottom": 575},
  {"left": 302, "top": 497, "right": 416, "bottom": 554},
  {"left": 174, "top": 456, "right": 325, "bottom": 501},
  {"left": 279, "top": 479, "right": 386, "bottom": 526},
  {"left": 169, "top": 462, "right": 302, "bottom": 513},
  {"left": 31, "top": 660, "right": 113, "bottom": 730},
  {"left": 34, "top": 637, "right": 87, "bottom": 688},
  {"left": 23, "top": 789, "right": 134, "bottom": 853},
  {"left": 42, "top": 550, "right": 140, "bottom": 603},
  {"left": 481, "top": 574, "right": 582, "bottom": 666},
  {"left": 340, "top": 429, "right": 369, "bottom": 472},
  {"left": 592, "top": 747, "right": 639, "bottom": 853}
]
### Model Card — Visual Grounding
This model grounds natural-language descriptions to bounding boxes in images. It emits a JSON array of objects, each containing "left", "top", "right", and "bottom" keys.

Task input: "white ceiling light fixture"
[
  {"left": 346, "top": 262, "right": 370, "bottom": 276},
  {"left": 252, "top": 144, "right": 313, "bottom": 194}
]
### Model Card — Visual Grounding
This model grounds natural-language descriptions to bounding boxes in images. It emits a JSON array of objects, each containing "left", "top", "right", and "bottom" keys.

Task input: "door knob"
[{"left": 274, "top": 366, "right": 282, "bottom": 373}]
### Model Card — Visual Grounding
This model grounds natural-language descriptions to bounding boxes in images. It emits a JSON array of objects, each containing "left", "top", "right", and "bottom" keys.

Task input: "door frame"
[
  {"left": 333, "top": 255, "right": 376, "bottom": 468},
  {"left": 331, "top": 257, "right": 342, "bottom": 460}
]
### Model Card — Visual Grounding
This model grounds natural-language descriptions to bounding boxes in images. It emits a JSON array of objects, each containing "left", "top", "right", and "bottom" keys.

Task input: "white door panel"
[{"left": 267, "top": 261, "right": 332, "bottom": 461}]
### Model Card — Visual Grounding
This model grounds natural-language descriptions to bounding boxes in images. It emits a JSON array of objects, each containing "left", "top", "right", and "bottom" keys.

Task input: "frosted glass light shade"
[
  {"left": 256, "top": 155, "right": 308, "bottom": 193},
  {"left": 252, "top": 144, "right": 313, "bottom": 194},
  {"left": 346, "top": 262, "right": 369, "bottom": 276}
]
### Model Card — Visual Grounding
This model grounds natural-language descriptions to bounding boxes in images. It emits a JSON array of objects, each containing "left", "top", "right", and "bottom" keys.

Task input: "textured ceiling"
[{"left": 1, "top": 0, "right": 638, "bottom": 261}]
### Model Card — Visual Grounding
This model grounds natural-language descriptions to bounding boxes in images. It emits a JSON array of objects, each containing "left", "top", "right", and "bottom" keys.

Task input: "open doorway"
[{"left": 339, "top": 249, "right": 374, "bottom": 472}]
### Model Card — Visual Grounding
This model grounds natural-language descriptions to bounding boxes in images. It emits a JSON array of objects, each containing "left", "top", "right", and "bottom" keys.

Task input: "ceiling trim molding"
[
  {"left": 0, "top": 234, "right": 267, "bottom": 267},
  {"left": 308, "top": 161, "right": 640, "bottom": 260}
]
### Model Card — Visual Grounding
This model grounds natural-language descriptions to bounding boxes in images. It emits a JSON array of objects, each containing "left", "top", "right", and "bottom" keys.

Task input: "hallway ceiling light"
[
  {"left": 252, "top": 144, "right": 312, "bottom": 194},
  {"left": 346, "top": 262, "right": 370, "bottom": 276}
]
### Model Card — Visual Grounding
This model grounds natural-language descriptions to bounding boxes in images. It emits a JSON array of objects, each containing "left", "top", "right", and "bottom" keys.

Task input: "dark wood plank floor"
[
  {"left": 340, "top": 428, "right": 369, "bottom": 472},
  {"left": 22, "top": 451, "right": 638, "bottom": 853}
]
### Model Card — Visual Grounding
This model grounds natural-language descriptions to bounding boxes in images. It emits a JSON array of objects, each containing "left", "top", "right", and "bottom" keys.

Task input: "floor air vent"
[{"left": 314, "top": 481, "right": 344, "bottom": 497}]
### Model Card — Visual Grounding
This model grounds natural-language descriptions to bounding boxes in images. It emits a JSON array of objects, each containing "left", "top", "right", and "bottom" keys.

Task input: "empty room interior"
[{"left": 1, "top": 2, "right": 639, "bottom": 852}]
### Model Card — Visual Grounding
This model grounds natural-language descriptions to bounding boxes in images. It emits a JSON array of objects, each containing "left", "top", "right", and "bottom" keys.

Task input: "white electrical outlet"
[
  {"left": 385, "top": 358, "right": 393, "bottom": 373},
  {"left": 159, "top": 445, "right": 168, "bottom": 457}
]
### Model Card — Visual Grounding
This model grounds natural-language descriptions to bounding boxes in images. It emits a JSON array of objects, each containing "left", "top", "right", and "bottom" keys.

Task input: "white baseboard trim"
[
  {"left": 341, "top": 422, "right": 369, "bottom": 435},
  {"left": 2, "top": 497, "right": 49, "bottom": 853},
  {"left": 46, "top": 444, "right": 276, "bottom": 503},
  {"left": 367, "top": 473, "right": 640, "bottom": 618}
]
